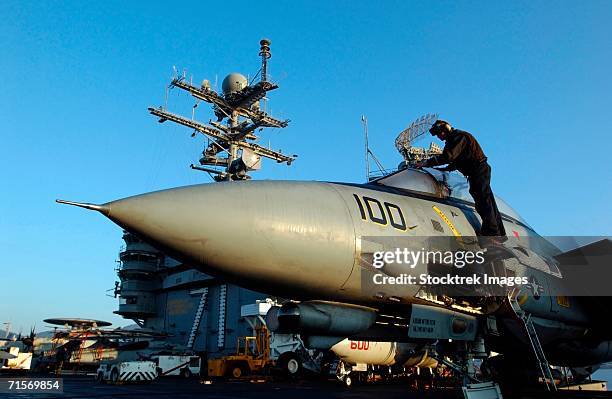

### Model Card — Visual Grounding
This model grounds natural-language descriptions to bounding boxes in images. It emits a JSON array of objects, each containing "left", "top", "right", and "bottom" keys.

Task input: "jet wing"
[
  {"left": 553, "top": 239, "right": 611, "bottom": 296},
  {"left": 554, "top": 239, "right": 612, "bottom": 333},
  {"left": 554, "top": 239, "right": 611, "bottom": 264}
]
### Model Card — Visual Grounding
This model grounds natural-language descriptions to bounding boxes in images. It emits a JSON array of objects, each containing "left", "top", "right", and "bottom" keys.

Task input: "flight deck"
[{"left": 1, "top": 376, "right": 610, "bottom": 399}]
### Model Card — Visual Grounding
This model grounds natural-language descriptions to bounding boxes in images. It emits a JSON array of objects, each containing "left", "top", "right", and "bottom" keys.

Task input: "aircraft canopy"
[{"left": 372, "top": 167, "right": 528, "bottom": 225}]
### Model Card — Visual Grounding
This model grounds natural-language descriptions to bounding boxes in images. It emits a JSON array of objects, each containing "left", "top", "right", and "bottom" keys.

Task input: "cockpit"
[{"left": 371, "top": 167, "right": 528, "bottom": 226}]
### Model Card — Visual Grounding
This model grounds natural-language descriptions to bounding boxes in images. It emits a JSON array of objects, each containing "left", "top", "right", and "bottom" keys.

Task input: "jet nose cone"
[
  {"left": 103, "top": 181, "right": 357, "bottom": 297},
  {"left": 104, "top": 185, "right": 211, "bottom": 260},
  {"left": 56, "top": 199, "right": 110, "bottom": 215}
]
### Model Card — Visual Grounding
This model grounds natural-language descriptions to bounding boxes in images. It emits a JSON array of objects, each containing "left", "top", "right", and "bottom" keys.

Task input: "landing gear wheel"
[
  {"left": 279, "top": 352, "right": 301, "bottom": 377},
  {"left": 343, "top": 374, "right": 353, "bottom": 387},
  {"left": 287, "top": 358, "right": 300, "bottom": 375}
]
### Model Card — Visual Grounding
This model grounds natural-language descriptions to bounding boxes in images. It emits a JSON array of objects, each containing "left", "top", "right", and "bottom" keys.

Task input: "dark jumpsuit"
[{"left": 423, "top": 129, "right": 506, "bottom": 237}]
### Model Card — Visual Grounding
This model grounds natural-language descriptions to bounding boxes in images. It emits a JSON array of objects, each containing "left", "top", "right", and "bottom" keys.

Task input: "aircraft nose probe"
[{"left": 56, "top": 199, "right": 110, "bottom": 216}]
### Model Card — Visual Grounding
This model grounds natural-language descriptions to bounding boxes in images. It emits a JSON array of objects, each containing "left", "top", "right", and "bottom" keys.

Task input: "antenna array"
[{"left": 149, "top": 39, "right": 296, "bottom": 181}]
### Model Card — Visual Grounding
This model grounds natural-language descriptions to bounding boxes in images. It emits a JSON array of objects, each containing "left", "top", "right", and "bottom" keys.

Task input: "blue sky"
[{"left": 1, "top": 1, "right": 611, "bottom": 332}]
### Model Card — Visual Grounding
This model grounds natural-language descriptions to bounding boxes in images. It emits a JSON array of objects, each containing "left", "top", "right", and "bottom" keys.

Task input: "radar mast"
[{"left": 149, "top": 39, "right": 296, "bottom": 181}]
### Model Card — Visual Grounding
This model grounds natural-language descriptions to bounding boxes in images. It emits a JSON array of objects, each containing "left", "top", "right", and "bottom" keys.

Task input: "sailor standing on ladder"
[{"left": 415, "top": 120, "right": 507, "bottom": 245}]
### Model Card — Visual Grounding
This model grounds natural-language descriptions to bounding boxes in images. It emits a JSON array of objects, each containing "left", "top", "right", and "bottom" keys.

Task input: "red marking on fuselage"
[{"left": 349, "top": 341, "right": 370, "bottom": 350}]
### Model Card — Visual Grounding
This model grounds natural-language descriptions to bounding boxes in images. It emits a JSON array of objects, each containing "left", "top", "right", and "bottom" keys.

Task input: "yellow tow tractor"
[{"left": 207, "top": 326, "right": 273, "bottom": 379}]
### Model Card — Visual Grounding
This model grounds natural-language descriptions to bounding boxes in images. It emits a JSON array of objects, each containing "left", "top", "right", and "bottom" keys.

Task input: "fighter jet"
[{"left": 58, "top": 166, "right": 611, "bottom": 392}]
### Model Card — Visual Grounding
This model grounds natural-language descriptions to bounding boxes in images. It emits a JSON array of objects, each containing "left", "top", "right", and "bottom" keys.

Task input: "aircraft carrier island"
[
  {"left": 113, "top": 230, "right": 269, "bottom": 357},
  {"left": 13, "top": 38, "right": 608, "bottom": 399}
]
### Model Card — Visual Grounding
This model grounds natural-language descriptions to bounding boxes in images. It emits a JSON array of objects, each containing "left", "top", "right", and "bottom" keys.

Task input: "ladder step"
[{"left": 508, "top": 294, "right": 556, "bottom": 391}]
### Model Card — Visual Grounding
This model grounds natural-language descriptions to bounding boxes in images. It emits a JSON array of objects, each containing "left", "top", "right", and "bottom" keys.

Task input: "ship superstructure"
[{"left": 111, "top": 39, "right": 294, "bottom": 358}]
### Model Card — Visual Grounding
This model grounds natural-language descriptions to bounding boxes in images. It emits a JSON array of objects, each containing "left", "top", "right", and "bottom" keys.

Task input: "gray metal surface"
[{"left": 56, "top": 176, "right": 543, "bottom": 306}]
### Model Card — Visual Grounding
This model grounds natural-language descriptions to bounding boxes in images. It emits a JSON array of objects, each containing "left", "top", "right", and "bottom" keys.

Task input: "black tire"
[
  {"left": 343, "top": 374, "right": 353, "bottom": 387},
  {"left": 181, "top": 367, "right": 192, "bottom": 379},
  {"left": 231, "top": 365, "right": 244, "bottom": 379},
  {"left": 279, "top": 352, "right": 301, "bottom": 377},
  {"left": 110, "top": 368, "right": 119, "bottom": 384},
  {"left": 95, "top": 371, "right": 104, "bottom": 384}
]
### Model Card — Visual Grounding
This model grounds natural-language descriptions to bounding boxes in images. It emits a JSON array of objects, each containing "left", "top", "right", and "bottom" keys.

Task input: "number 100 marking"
[{"left": 353, "top": 194, "right": 407, "bottom": 231}]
